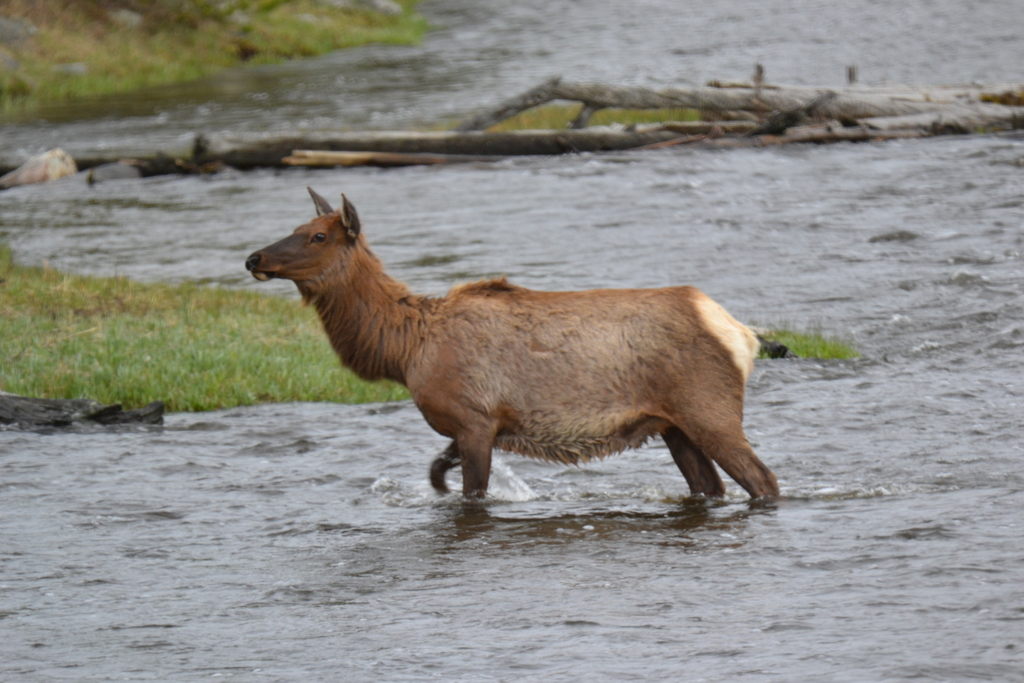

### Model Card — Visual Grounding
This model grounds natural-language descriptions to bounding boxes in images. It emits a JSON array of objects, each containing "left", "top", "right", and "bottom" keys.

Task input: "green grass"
[
  {"left": 0, "top": 243, "right": 409, "bottom": 412},
  {"left": 756, "top": 327, "right": 859, "bottom": 360},
  {"left": 480, "top": 104, "right": 703, "bottom": 132},
  {"left": 0, "top": 0, "right": 428, "bottom": 115}
]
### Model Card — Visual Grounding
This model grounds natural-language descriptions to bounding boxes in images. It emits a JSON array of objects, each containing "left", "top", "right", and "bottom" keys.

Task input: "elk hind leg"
[
  {"left": 663, "top": 426, "right": 726, "bottom": 497},
  {"left": 696, "top": 424, "right": 779, "bottom": 498},
  {"left": 430, "top": 441, "right": 460, "bottom": 494}
]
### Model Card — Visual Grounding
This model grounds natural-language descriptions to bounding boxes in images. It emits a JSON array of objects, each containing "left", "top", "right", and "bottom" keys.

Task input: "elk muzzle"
[{"left": 245, "top": 252, "right": 273, "bottom": 281}]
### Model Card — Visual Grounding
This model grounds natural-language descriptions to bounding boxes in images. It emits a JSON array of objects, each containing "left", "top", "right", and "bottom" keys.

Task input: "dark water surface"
[{"left": 2, "top": 1, "right": 1024, "bottom": 680}]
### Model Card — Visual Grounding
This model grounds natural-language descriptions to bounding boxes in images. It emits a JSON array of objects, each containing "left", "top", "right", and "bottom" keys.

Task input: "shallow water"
[{"left": 2, "top": 0, "right": 1024, "bottom": 680}]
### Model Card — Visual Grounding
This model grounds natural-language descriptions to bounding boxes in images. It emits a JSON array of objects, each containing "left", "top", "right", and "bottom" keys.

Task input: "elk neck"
[{"left": 304, "top": 241, "right": 435, "bottom": 386}]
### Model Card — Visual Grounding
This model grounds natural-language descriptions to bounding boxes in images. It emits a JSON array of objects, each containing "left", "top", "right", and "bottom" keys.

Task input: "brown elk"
[{"left": 245, "top": 188, "right": 781, "bottom": 500}]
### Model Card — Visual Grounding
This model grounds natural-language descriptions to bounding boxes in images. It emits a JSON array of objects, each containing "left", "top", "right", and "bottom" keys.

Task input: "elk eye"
[{"left": 312, "top": 233, "right": 327, "bottom": 243}]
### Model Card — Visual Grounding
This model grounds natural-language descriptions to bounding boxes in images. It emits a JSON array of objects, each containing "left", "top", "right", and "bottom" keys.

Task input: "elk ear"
[
  {"left": 308, "top": 187, "right": 335, "bottom": 217},
  {"left": 339, "top": 193, "right": 361, "bottom": 239}
]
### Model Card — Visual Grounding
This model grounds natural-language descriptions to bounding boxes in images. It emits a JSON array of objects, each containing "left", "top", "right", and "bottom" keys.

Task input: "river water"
[{"left": 2, "top": 1, "right": 1024, "bottom": 681}]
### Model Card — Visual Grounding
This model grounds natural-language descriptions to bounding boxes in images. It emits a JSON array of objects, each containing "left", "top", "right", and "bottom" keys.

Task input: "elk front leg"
[
  {"left": 430, "top": 441, "right": 460, "bottom": 494},
  {"left": 457, "top": 428, "right": 495, "bottom": 500}
]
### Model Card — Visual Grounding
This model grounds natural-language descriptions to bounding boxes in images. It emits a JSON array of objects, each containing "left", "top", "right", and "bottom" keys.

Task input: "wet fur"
[{"left": 247, "top": 189, "right": 780, "bottom": 501}]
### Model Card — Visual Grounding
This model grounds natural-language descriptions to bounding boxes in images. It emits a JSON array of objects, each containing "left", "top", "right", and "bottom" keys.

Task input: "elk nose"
[{"left": 245, "top": 254, "right": 262, "bottom": 272}]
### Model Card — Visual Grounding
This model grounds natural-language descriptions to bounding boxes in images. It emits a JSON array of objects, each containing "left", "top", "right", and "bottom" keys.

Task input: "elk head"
[{"left": 245, "top": 187, "right": 362, "bottom": 297}]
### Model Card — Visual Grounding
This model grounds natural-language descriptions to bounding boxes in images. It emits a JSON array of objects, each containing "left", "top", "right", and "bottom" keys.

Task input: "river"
[{"left": 2, "top": 1, "right": 1023, "bottom": 680}]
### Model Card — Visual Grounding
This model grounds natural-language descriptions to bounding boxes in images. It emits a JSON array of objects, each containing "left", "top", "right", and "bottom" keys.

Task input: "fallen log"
[
  {"left": 195, "top": 128, "right": 684, "bottom": 167},
  {"left": 747, "top": 91, "right": 838, "bottom": 136},
  {"left": 0, "top": 152, "right": 222, "bottom": 183},
  {"left": 0, "top": 392, "right": 164, "bottom": 428},
  {"left": 749, "top": 126, "right": 933, "bottom": 145},
  {"left": 858, "top": 106, "right": 1024, "bottom": 133},
  {"left": 635, "top": 125, "right": 933, "bottom": 150},
  {"left": 283, "top": 149, "right": 505, "bottom": 168},
  {"left": 455, "top": 78, "right": 1024, "bottom": 131},
  {"left": 640, "top": 121, "right": 758, "bottom": 134}
]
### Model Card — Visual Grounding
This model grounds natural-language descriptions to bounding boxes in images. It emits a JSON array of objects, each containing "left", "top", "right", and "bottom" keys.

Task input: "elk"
[{"left": 245, "top": 188, "right": 781, "bottom": 500}]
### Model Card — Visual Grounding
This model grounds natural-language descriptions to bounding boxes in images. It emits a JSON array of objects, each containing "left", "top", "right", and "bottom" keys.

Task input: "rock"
[
  {"left": 0, "top": 149, "right": 78, "bottom": 189},
  {"left": 0, "top": 15, "right": 37, "bottom": 45},
  {"left": 109, "top": 9, "right": 143, "bottom": 29},
  {"left": 0, "top": 392, "right": 165, "bottom": 428},
  {"left": 53, "top": 62, "right": 88, "bottom": 75},
  {"left": 87, "top": 161, "right": 144, "bottom": 184},
  {"left": 227, "top": 10, "right": 251, "bottom": 26}
]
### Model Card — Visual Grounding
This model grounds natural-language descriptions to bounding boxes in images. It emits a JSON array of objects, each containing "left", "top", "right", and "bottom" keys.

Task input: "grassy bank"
[
  {"left": 756, "top": 327, "right": 858, "bottom": 360},
  {"left": 2, "top": 244, "right": 856, "bottom": 413},
  {"left": 0, "top": 244, "right": 408, "bottom": 411},
  {"left": 0, "top": 0, "right": 426, "bottom": 115}
]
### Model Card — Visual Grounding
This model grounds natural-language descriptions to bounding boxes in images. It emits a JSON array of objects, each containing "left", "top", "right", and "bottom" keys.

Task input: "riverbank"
[
  {"left": 0, "top": 243, "right": 408, "bottom": 412},
  {"left": 0, "top": 242, "right": 855, "bottom": 413},
  {"left": 0, "top": 0, "right": 426, "bottom": 116}
]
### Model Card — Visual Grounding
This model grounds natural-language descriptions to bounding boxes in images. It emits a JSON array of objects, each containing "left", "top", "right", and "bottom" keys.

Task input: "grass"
[
  {"left": 756, "top": 327, "right": 859, "bottom": 360},
  {"left": 482, "top": 104, "right": 703, "bottom": 132},
  {"left": 0, "top": 0, "right": 427, "bottom": 115},
  {"left": 0, "top": 243, "right": 409, "bottom": 412}
]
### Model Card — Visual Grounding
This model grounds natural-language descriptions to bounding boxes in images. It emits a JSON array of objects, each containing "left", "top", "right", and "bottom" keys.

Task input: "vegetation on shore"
[
  {"left": 0, "top": 0, "right": 426, "bottom": 115},
  {"left": 2, "top": 243, "right": 856, "bottom": 413},
  {"left": 756, "top": 327, "right": 858, "bottom": 360},
  {"left": 0, "top": 243, "right": 409, "bottom": 411}
]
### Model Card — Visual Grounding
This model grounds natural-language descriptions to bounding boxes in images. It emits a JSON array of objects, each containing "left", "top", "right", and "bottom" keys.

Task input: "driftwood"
[
  {"left": 194, "top": 128, "right": 683, "bottom": 167},
  {"left": 702, "top": 125, "right": 934, "bottom": 147},
  {"left": 4, "top": 77, "right": 1020, "bottom": 177},
  {"left": 747, "top": 91, "right": 838, "bottom": 136},
  {"left": 283, "top": 150, "right": 505, "bottom": 168},
  {"left": 0, "top": 392, "right": 164, "bottom": 428},
  {"left": 0, "top": 152, "right": 221, "bottom": 186},
  {"left": 455, "top": 77, "right": 1024, "bottom": 133}
]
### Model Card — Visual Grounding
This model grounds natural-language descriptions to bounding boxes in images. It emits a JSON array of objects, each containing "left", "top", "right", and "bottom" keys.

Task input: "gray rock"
[
  {"left": 227, "top": 10, "right": 251, "bottom": 26},
  {"left": 0, "top": 149, "right": 78, "bottom": 189},
  {"left": 109, "top": 9, "right": 143, "bottom": 29},
  {"left": 53, "top": 62, "right": 89, "bottom": 75},
  {"left": 0, "top": 15, "right": 37, "bottom": 45}
]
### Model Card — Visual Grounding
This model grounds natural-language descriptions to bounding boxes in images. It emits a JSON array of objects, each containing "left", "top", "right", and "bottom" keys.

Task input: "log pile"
[
  {"left": 255, "top": 76, "right": 1024, "bottom": 168},
  {"left": 3, "top": 74, "right": 1022, "bottom": 181}
]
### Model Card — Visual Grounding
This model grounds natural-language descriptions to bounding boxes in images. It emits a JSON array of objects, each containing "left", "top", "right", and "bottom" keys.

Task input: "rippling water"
[{"left": 2, "top": 0, "right": 1024, "bottom": 680}]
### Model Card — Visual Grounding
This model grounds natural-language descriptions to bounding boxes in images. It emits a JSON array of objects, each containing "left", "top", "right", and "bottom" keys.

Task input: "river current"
[{"left": 2, "top": 1, "right": 1023, "bottom": 681}]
